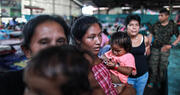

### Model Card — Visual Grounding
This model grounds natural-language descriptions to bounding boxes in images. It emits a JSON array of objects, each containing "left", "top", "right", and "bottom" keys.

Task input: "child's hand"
[
  {"left": 106, "top": 61, "right": 115, "bottom": 69},
  {"left": 100, "top": 55, "right": 111, "bottom": 65},
  {"left": 100, "top": 55, "right": 117, "bottom": 69}
]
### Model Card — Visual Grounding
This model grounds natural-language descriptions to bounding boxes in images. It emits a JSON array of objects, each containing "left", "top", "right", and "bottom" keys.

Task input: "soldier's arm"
[
  {"left": 172, "top": 35, "right": 180, "bottom": 46},
  {"left": 172, "top": 23, "right": 180, "bottom": 46}
]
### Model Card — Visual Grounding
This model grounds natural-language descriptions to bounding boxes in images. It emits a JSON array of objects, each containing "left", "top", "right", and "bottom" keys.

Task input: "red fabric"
[{"left": 92, "top": 63, "right": 117, "bottom": 95}]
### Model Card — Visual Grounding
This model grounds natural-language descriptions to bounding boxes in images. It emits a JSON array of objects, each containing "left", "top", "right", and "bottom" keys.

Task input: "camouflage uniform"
[{"left": 149, "top": 20, "right": 179, "bottom": 84}]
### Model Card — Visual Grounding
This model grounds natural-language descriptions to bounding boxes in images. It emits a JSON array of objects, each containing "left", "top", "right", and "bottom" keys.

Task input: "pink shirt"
[{"left": 105, "top": 50, "right": 136, "bottom": 83}]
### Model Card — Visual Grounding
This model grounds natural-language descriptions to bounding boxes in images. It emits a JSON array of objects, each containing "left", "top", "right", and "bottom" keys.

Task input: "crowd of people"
[{"left": 0, "top": 8, "right": 180, "bottom": 95}]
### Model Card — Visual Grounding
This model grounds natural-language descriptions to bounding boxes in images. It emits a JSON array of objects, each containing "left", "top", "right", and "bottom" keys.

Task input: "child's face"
[
  {"left": 111, "top": 44, "right": 127, "bottom": 56},
  {"left": 24, "top": 74, "right": 66, "bottom": 95}
]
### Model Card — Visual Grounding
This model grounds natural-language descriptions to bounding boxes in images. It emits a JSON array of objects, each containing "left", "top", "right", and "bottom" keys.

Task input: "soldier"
[{"left": 148, "top": 8, "right": 180, "bottom": 89}]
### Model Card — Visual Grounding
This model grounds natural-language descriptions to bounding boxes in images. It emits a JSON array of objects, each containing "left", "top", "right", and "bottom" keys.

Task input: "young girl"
[{"left": 101, "top": 32, "right": 136, "bottom": 85}]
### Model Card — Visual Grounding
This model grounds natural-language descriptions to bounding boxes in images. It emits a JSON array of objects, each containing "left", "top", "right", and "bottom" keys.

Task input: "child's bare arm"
[
  {"left": 115, "top": 66, "right": 133, "bottom": 75},
  {"left": 100, "top": 55, "right": 133, "bottom": 75}
]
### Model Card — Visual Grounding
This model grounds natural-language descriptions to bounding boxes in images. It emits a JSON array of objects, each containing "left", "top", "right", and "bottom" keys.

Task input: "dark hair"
[
  {"left": 71, "top": 16, "right": 102, "bottom": 45},
  {"left": 25, "top": 45, "right": 93, "bottom": 95},
  {"left": 110, "top": 32, "right": 132, "bottom": 52},
  {"left": 103, "top": 28, "right": 109, "bottom": 36},
  {"left": 22, "top": 15, "right": 70, "bottom": 49},
  {"left": 125, "top": 14, "right": 141, "bottom": 27},
  {"left": 160, "top": 8, "right": 170, "bottom": 15}
]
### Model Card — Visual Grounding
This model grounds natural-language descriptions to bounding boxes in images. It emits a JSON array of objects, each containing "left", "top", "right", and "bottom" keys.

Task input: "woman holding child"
[
  {"left": 71, "top": 16, "right": 136, "bottom": 95},
  {"left": 71, "top": 16, "right": 118, "bottom": 95}
]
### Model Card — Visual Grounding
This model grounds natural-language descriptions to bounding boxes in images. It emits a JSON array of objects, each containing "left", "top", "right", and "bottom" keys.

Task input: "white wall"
[
  {"left": 22, "top": 0, "right": 82, "bottom": 16},
  {"left": 1, "top": 0, "right": 81, "bottom": 24}
]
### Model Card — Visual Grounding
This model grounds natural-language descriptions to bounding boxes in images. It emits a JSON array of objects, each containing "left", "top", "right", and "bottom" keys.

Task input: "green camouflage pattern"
[
  {"left": 148, "top": 20, "right": 179, "bottom": 84},
  {"left": 149, "top": 48, "right": 170, "bottom": 83},
  {"left": 151, "top": 20, "right": 179, "bottom": 48}
]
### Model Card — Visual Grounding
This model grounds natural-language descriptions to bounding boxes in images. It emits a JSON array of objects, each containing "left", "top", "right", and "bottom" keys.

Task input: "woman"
[
  {"left": 126, "top": 14, "right": 150, "bottom": 95},
  {"left": 0, "top": 15, "right": 70, "bottom": 95},
  {"left": 71, "top": 16, "right": 117, "bottom": 95}
]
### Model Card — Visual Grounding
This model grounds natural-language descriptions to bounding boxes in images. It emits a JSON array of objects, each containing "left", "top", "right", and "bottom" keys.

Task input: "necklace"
[
  {"left": 132, "top": 36, "right": 138, "bottom": 43},
  {"left": 131, "top": 35, "right": 140, "bottom": 47}
]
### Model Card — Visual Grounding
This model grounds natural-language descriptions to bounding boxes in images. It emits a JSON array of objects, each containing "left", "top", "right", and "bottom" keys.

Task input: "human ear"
[{"left": 21, "top": 45, "right": 32, "bottom": 59}]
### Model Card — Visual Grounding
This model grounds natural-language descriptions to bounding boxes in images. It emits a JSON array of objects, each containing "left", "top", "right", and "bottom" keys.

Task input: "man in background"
[{"left": 148, "top": 8, "right": 180, "bottom": 94}]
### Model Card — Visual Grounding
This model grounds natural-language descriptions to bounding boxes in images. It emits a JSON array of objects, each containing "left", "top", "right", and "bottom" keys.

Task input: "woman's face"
[
  {"left": 81, "top": 23, "right": 102, "bottom": 56},
  {"left": 127, "top": 20, "right": 140, "bottom": 36},
  {"left": 26, "top": 21, "right": 67, "bottom": 58}
]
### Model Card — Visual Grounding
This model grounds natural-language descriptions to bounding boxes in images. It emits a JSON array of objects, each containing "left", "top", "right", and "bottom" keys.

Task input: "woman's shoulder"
[
  {"left": 138, "top": 34, "right": 143, "bottom": 38},
  {"left": 138, "top": 34, "right": 148, "bottom": 40},
  {"left": 143, "top": 35, "right": 149, "bottom": 45},
  {"left": 138, "top": 34, "right": 149, "bottom": 44}
]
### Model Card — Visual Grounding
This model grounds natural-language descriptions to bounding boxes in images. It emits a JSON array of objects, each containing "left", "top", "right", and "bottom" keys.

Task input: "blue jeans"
[{"left": 128, "top": 72, "right": 149, "bottom": 95}]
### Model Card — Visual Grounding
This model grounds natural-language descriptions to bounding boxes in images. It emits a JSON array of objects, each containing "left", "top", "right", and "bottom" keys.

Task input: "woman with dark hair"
[
  {"left": 71, "top": 16, "right": 117, "bottom": 95},
  {"left": 0, "top": 15, "right": 70, "bottom": 95},
  {"left": 126, "top": 14, "right": 150, "bottom": 95},
  {"left": 21, "top": 15, "right": 70, "bottom": 55}
]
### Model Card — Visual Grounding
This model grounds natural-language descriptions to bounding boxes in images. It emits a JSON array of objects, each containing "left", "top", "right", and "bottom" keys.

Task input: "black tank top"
[{"left": 129, "top": 36, "right": 148, "bottom": 78}]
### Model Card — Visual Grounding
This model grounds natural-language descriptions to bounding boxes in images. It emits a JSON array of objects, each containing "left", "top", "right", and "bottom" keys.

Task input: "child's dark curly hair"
[{"left": 110, "top": 32, "right": 132, "bottom": 52}]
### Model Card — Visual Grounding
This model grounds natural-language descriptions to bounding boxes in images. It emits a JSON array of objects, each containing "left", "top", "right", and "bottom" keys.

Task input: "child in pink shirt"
[{"left": 101, "top": 32, "right": 136, "bottom": 84}]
